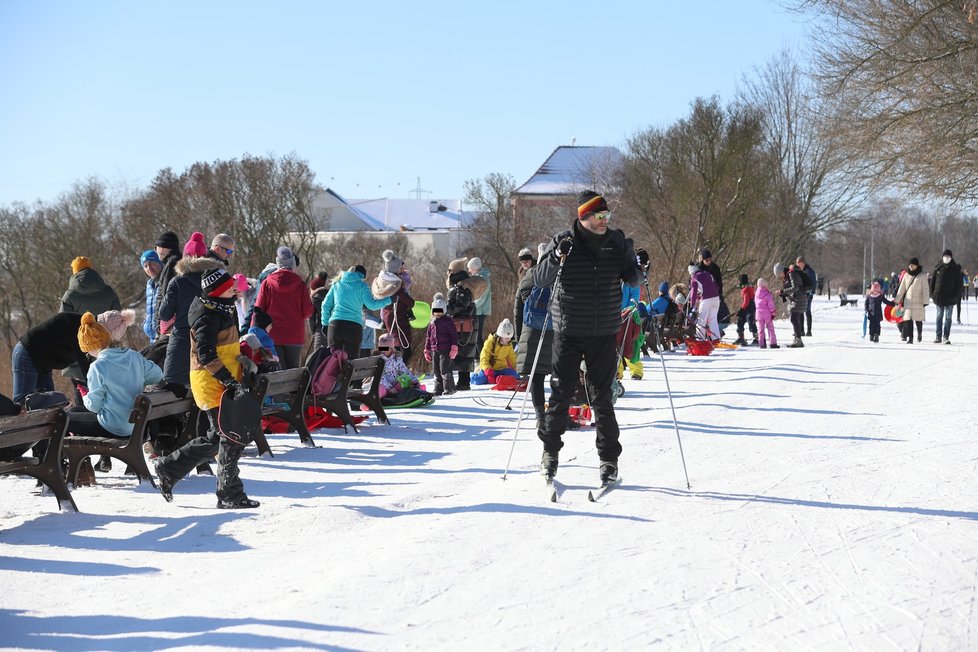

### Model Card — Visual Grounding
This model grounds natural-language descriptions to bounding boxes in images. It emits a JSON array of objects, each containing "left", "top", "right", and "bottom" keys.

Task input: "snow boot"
[
  {"left": 541, "top": 450, "right": 558, "bottom": 478},
  {"left": 769, "top": 344, "right": 780, "bottom": 349},
  {"left": 74, "top": 457, "right": 97, "bottom": 487},
  {"left": 534, "top": 406, "right": 546, "bottom": 432},
  {"left": 96, "top": 455, "right": 112, "bottom": 473},
  {"left": 152, "top": 458, "right": 174, "bottom": 503},
  {"left": 733, "top": 336, "right": 747, "bottom": 345},
  {"left": 787, "top": 337, "right": 804, "bottom": 348},
  {"left": 217, "top": 496, "right": 260, "bottom": 509},
  {"left": 599, "top": 462, "right": 619, "bottom": 484}
]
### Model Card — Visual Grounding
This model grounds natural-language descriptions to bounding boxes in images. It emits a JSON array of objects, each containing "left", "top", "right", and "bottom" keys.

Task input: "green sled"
[{"left": 409, "top": 300, "right": 432, "bottom": 329}]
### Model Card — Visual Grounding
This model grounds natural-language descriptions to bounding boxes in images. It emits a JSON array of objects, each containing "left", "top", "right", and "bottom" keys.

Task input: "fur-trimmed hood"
[
  {"left": 371, "top": 271, "right": 403, "bottom": 299},
  {"left": 175, "top": 256, "right": 224, "bottom": 276},
  {"left": 454, "top": 274, "right": 488, "bottom": 300}
]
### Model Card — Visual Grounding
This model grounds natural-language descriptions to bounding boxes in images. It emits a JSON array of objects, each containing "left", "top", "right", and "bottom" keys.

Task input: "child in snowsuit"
[
  {"left": 472, "top": 319, "right": 519, "bottom": 385},
  {"left": 424, "top": 293, "right": 458, "bottom": 395},
  {"left": 376, "top": 333, "right": 421, "bottom": 399},
  {"left": 754, "top": 277, "right": 779, "bottom": 349},
  {"left": 864, "top": 281, "right": 895, "bottom": 343},
  {"left": 736, "top": 274, "right": 758, "bottom": 345},
  {"left": 153, "top": 267, "right": 260, "bottom": 509}
]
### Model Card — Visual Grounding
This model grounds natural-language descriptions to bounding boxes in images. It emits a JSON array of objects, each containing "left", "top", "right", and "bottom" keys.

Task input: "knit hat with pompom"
[
  {"left": 382, "top": 249, "right": 404, "bottom": 275},
  {"left": 71, "top": 256, "right": 92, "bottom": 274},
  {"left": 183, "top": 231, "right": 208, "bottom": 258},
  {"left": 77, "top": 312, "right": 111, "bottom": 353},
  {"left": 431, "top": 292, "right": 447, "bottom": 312},
  {"left": 97, "top": 309, "right": 136, "bottom": 342}
]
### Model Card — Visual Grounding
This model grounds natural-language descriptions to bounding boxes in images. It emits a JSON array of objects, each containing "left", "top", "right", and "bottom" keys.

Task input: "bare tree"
[{"left": 793, "top": 0, "right": 978, "bottom": 203}]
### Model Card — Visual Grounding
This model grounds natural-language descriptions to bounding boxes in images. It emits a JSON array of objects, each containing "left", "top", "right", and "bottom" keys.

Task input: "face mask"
[{"left": 943, "top": 256, "right": 951, "bottom": 264}]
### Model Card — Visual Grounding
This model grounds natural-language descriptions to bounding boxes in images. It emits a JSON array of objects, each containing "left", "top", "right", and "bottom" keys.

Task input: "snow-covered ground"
[{"left": 2, "top": 296, "right": 977, "bottom": 651}]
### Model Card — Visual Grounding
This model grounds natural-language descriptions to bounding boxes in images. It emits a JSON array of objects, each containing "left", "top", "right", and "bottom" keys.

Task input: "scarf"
[{"left": 199, "top": 295, "right": 237, "bottom": 318}]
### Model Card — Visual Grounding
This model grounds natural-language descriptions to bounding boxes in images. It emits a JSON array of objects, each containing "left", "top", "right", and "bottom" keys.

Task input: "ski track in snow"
[{"left": 2, "top": 298, "right": 978, "bottom": 650}]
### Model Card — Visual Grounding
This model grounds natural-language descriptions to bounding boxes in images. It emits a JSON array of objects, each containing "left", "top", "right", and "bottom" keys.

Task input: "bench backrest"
[
  {"left": 129, "top": 391, "right": 197, "bottom": 425},
  {"left": 349, "top": 356, "right": 384, "bottom": 385},
  {"left": 259, "top": 367, "right": 311, "bottom": 399},
  {"left": 0, "top": 408, "right": 67, "bottom": 450}
]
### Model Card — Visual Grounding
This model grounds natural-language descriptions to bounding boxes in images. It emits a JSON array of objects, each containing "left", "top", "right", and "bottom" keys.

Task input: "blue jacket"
[
  {"left": 83, "top": 347, "right": 163, "bottom": 436},
  {"left": 143, "top": 278, "right": 158, "bottom": 341},
  {"left": 321, "top": 271, "right": 391, "bottom": 326},
  {"left": 621, "top": 283, "right": 641, "bottom": 311}
]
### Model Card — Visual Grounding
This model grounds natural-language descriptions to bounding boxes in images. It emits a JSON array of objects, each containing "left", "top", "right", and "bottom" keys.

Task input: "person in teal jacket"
[
  {"left": 70, "top": 312, "right": 163, "bottom": 437},
  {"left": 321, "top": 265, "right": 392, "bottom": 358}
]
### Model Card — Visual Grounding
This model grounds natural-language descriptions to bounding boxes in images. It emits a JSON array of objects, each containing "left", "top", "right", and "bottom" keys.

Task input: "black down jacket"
[{"left": 531, "top": 221, "right": 640, "bottom": 338}]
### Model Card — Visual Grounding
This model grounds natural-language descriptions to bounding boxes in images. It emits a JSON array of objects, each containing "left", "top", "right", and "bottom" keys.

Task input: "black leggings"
[
  {"left": 327, "top": 320, "right": 363, "bottom": 359},
  {"left": 67, "top": 405, "right": 121, "bottom": 438}
]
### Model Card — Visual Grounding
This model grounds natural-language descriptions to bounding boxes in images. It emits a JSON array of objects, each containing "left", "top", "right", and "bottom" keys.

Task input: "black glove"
[
  {"left": 555, "top": 237, "right": 573, "bottom": 258},
  {"left": 636, "top": 248, "right": 650, "bottom": 270},
  {"left": 223, "top": 380, "right": 249, "bottom": 400}
]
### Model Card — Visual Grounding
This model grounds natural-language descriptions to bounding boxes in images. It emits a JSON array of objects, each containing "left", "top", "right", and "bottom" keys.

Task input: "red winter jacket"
[
  {"left": 740, "top": 285, "right": 755, "bottom": 310},
  {"left": 254, "top": 269, "right": 313, "bottom": 347}
]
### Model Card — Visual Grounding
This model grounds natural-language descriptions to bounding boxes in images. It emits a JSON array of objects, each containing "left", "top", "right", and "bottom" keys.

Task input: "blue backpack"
[{"left": 523, "top": 286, "right": 553, "bottom": 331}]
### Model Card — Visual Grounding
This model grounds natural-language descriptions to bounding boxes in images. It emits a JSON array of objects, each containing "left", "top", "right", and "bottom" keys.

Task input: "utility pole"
[
  {"left": 862, "top": 243, "right": 867, "bottom": 292},
  {"left": 870, "top": 227, "right": 875, "bottom": 284},
  {"left": 409, "top": 177, "right": 430, "bottom": 201}
]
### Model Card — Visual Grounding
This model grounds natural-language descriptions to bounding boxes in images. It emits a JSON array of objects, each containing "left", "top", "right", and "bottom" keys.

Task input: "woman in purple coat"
[{"left": 688, "top": 262, "right": 721, "bottom": 341}]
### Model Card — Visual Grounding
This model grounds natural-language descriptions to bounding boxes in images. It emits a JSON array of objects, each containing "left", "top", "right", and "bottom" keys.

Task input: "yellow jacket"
[
  {"left": 479, "top": 335, "right": 516, "bottom": 371},
  {"left": 188, "top": 297, "right": 242, "bottom": 411}
]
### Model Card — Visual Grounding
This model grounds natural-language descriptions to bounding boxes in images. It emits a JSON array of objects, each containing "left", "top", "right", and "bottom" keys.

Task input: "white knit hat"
[
  {"left": 432, "top": 292, "right": 447, "bottom": 312},
  {"left": 467, "top": 257, "right": 482, "bottom": 272},
  {"left": 496, "top": 319, "right": 515, "bottom": 339}
]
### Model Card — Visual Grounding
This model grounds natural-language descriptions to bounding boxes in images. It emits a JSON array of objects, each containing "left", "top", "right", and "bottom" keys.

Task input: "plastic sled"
[
  {"left": 685, "top": 339, "right": 714, "bottom": 356},
  {"left": 304, "top": 406, "right": 367, "bottom": 430},
  {"left": 409, "top": 301, "right": 431, "bottom": 329}
]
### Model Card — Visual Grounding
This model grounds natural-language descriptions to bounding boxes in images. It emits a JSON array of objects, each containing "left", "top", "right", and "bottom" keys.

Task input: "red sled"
[
  {"left": 491, "top": 376, "right": 528, "bottom": 391},
  {"left": 568, "top": 405, "right": 592, "bottom": 426},
  {"left": 685, "top": 339, "right": 714, "bottom": 356},
  {"left": 306, "top": 406, "right": 367, "bottom": 430},
  {"left": 883, "top": 304, "right": 905, "bottom": 323}
]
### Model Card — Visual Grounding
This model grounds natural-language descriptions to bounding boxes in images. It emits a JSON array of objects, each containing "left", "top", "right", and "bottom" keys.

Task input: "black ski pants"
[
  {"left": 539, "top": 332, "right": 622, "bottom": 463},
  {"left": 156, "top": 408, "right": 247, "bottom": 501}
]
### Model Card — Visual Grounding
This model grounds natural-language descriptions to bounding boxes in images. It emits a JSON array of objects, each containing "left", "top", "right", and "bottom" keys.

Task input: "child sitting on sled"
[
  {"left": 377, "top": 333, "right": 420, "bottom": 399},
  {"left": 471, "top": 319, "right": 520, "bottom": 385}
]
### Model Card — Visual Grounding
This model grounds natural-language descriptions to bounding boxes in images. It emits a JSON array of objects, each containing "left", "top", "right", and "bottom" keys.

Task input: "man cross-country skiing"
[{"left": 532, "top": 190, "right": 647, "bottom": 485}]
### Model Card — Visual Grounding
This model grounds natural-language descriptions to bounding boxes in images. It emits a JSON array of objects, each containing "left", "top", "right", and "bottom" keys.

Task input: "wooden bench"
[
  {"left": 311, "top": 356, "right": 390, "bottom": 434},
  {"left": 63, "top": 391, "right": 196, "bottom": 489},
  {"left": 0, "top": 408, "right": 77, "bottom": 511},
  {"left": 254, "top": 367, "right": 315, "bottom": 456}
]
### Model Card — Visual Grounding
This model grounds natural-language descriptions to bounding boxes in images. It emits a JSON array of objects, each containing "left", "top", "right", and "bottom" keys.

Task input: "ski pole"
[
  {"left": 502, "top": 249, "right": 568, "bottom": 480},
  {"left": 641, "top": 271, "right": 692, "bottom": 489},
  {"left": 504, "top": 380, "right": 522, "bottom": 410}
]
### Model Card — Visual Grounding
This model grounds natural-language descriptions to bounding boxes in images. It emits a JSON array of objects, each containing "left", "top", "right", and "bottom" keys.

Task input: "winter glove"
[
  {"left": 223, "top": 380, "right": 248, "bottom": 400},
  {"left": 449, "top": 345, "right": 459, "bottom": 360},
  {"left": 485, "top": 369, "right": 496, "bottom": 383},
  {"left": 554, "top": 237, "right": 573, "bottom": 259},
  {"left": 396, "top": 373, "right": 413, "bottom": 389},
  {"left": 424, "top": 350, "right": 432, "bottom": 363},
  {"left": 636, "top": 248, "right": 650, "bottom": 270}
]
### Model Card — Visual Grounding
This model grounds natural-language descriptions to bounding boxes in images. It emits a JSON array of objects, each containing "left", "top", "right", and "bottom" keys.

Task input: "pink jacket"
[{"left": 755, "top": 283, "right": 777, "bottom": 321}]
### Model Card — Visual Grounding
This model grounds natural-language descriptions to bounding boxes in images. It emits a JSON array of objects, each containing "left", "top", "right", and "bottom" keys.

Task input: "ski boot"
[
  {"left": 599, "top": 462, "right": 619, "bottom": 485},
  {"left": 217, "top": 496, "right": 260, "bottom": 509}
]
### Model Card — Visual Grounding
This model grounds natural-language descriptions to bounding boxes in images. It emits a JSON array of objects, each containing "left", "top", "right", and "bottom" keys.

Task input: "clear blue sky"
[{"left": 0, "top": 0, "right": 810, "bottom": 206}]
